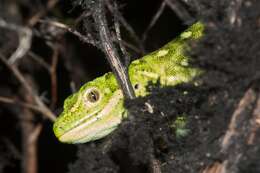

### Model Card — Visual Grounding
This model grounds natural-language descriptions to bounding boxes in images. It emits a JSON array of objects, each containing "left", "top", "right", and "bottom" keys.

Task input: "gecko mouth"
[
  {"left": 53, "top": 108, "right": 100, "bottom": 139},
  {"left": 57, "top": 90, "right": 123, "bottom": 143}
]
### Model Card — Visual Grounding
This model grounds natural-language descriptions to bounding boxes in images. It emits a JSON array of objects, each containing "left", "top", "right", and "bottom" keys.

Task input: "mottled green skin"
[{"left": 53, "top": 22, "right": 204, "bottom": 144}]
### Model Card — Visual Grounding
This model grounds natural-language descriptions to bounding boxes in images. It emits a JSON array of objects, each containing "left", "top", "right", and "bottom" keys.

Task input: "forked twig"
[
  {"left": 0, "top": 17, "right": 32, "bottom": 64},
  {"left": 142, "top": 1, "right": 166, "bottom": 42},
  {"left": 105, "top": 0, "right": 145, "bottom": 54},
  {"left": 0, "top": 53, "right": 56, "bottom": 121}
]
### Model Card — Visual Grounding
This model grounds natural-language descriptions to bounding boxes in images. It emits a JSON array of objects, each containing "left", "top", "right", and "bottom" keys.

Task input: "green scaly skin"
[{"left": 53, "top": 22, "right": 204, "bottom": 144}]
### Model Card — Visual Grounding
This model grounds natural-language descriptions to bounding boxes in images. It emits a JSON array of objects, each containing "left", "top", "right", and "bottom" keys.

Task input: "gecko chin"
[{"left": 58, "top": 121, "right": 119, "bottom": 144}]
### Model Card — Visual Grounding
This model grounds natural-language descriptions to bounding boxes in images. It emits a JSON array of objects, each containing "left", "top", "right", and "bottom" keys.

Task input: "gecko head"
[{"left": 53, "top": 73, "right": 125, "bottom": 144}]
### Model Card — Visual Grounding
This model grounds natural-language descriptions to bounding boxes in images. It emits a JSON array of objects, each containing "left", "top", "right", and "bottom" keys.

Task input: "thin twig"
[
  {"left": 28, "top": 124, "right": 43, "bottom": 144},
  {"left": 119, "top": 39, "right": 143, "bottom": 54},
  {"left": 142, "top": 0, "right": 194, "bottom": 42},
  {"left": 75, "top": 11, "right": 92, "bottom": 26},
  {"left": 93, "top": 0, "right": 135, "bottom": 99},
  {"left": 9, "top": 28, "right": 32, "bottom": 64},
  {"left": 179, "top": 0, "right": 201, "bottom": 17},
  {"left": 21, "top": 89, "right": 41, "bottom": 173},
  {"left": 27, "top": 0, "right": 59, "bottom": 26},
  {"left": 0, "top": 53, "right": 56, "bottom": 121},
  {"left": 165, "top": 0, "right": 194, "bottom": 23},
  {"left": 113, "top": 6, "right": 131, "bottom": 66},
  {"left": 39, "top": 20, "right": 98, "bottom": 47},
  {"left": 41, "top": 20, "right": 142, "bottom": 54},
  {"left": 142, "top": 1, "right": 166, "bottom": 42},
  {"left": 50, "top": 45, "right": 59, "bottom": 109},
  {"left": 29, "top": 49, "right": 58, "bottom": 109},
  {"left": 105, "top": 0, "right": 145, "bottom": 54},
  {"left": 28, "top": 51, "right": 51, "bottom": 71},
  {"left": 0, "top": 17, "right": 32, "bottom": 64},
  {"left": 0, "top": 96, "right": 48, "bottom": 114}
]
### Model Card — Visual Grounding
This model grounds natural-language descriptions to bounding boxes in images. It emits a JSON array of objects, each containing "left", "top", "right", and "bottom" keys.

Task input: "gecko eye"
[{"left": 85, "top": 89, "right": 100, "bottom": 103}]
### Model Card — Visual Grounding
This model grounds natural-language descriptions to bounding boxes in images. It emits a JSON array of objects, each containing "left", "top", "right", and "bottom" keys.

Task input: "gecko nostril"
[{"left": 134, "top": 84, "right": 139, "bottom": 90}]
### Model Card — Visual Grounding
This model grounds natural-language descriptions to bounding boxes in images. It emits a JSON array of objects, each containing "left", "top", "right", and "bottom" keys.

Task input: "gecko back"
[{"left": 128, "top": 22, "right": 204, "bottom": 96}]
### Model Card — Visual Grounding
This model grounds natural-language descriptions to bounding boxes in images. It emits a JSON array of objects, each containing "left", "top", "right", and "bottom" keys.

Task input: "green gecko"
[{"left": 53, "top": 22, "right": 204, "bottom": 144}]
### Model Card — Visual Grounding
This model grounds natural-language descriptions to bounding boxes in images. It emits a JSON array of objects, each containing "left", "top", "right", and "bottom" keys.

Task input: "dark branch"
[{"left": 92, "top": 0, "right": 135, "bottom": 99}]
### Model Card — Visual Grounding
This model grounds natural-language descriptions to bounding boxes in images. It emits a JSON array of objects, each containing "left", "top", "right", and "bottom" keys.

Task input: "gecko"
[{"left": 53, "top": 22, "right": 204, "bottom": 144}]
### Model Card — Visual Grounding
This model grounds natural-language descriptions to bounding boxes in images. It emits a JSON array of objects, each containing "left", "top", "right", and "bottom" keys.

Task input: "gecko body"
[{"left": 53, "top": 22, "right": 203, "bottom": 143}]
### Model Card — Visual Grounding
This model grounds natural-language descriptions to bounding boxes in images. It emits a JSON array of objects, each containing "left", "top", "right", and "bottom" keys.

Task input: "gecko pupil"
[{"left": 87, "top": 90, "right": 99, "bottom": 103}]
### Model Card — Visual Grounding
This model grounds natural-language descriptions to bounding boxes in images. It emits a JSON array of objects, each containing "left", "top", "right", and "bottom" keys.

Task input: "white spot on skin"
[
  {"left": 139, "top": 71, "right": 159, "bottom": 79},
  {"left": 180, "top": 59, "right": 189, "bottom": 66},
  {"left": 104, "top": 88, "right": 111, "bottom": 94},
  {"left": 181, "top": 31, "right": 192, "bottom": 39},
  {"left": 157, "top": 49, "right": 169, "bottom": 57}
]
